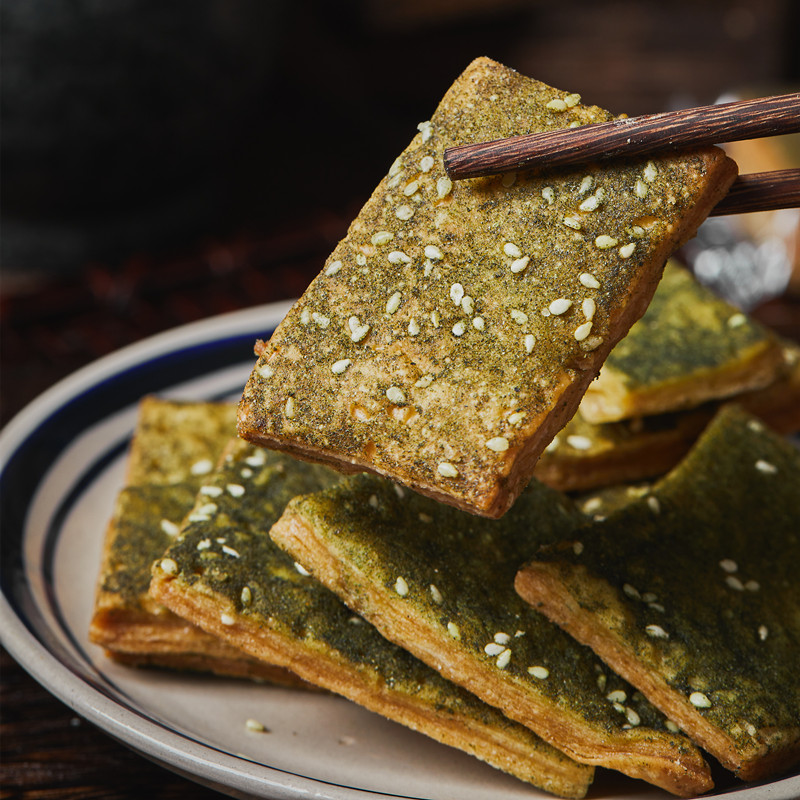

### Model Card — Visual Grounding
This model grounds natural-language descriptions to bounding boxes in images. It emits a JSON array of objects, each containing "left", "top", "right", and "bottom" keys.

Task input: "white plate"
[{"left": 1, "top": 302, "right": 798, "bottom": 800}]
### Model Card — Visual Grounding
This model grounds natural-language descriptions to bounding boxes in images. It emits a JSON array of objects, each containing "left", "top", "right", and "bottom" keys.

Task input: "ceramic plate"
[{"left": 1, "top": 302, "right": 798, "bottom": 800}]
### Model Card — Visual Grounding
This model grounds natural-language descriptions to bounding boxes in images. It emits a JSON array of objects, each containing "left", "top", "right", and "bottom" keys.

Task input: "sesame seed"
[
  {"left": 227, "top": 484, "right": 245, "bottom": 498},
  {"left": 415, "top": 374, "right": 433, "bottom": 388},
  {"left": 484, "top": 642, "right": 506, "bottom": 656},
  {"left": 284, "top": 397, "right": 295, "bottom": 418},
  {"left": 423, "top": 260, "right": 434, "bottom": 277},
  {"left": 430, "top": 584, "right": 443, "bottom": 604},
  {"left": 371, "top": 231, "right": 394, "bottom": 246},
  {"left": 545, "top": 435, "right": 560, "bottom": 452},
  {"left": 541, "top": 186, "right": 555, "bottom": 203},
  {"left": 332, "top": 358, "right": 352, "bottom": 374},
  {"left": 595, "top": 235, "right": 619, "bottom": 249},
  {"left": 634, "top": 179, "right": 648, "bottom": 199},
  {"left": 549, "top": 298, "right": 572, "bottom": 315},
  {"left": 579, "top": 194, "right": 601, "bottom": 212},
  {"left": 356, "top": 254, "right": 367, "bottom": 266},
  {"left": 630, "top": 225, "right": 645, "bottom": 237},
  {"left": 494, "top": 632, "right": 511, "bottom": 644},
  {"left": 257, "top": 364, "right": 274, "bottom": 379},
  {"left": 563, "top": 216, "right": 582, "bottom": 230},
  {"left": 420, "top": 155, "right": 434, "bottom": 172},
  {"left": 579, "top": 176, "right": 593, "bottom": 195},
  {"left": 642, "top": 592, "right": 658, "bottom": 603},
  {"left": 745, "top": 580, "right": 761, "bottom": 592},
  {"left": 386, "top": 386, "right": 406, "bottom": 405},
  {"left": 510, "top": 255, "right": 530, "bottom": 274},
  {"left": 437, "top": 462, "right": 458, "bottom": 478},
  {"left": 325, "top": 260, "right": 343, "bottom": 276},
  {"left": 245, "top": 451, "right": 266, "bottom": 467},
  {"left": 719, "top": 559, "right": 738, "bottom": 573},
  {"left": 222, "top": 545, "right": 240, "bottom": 558},
  {"left": 220, "top": 613, "right": 235, "bottom": 626},
  {"left": 452, "top": 321, "right": 466, "bottom": 336},
  {"left": 386, "top": 291, "right": 402, "bottom": 314},
  {"left": 726, "top": 575, "right": 745, "bottom": 591},
  {"left": 425, "top": 244, "right": 443, "bottom": 260},
  {"left": 689, "top": 691, "right": 711, "bottom": 708},
  {"left": 619, "top": 242, "right": 636, "bottom": 259},
  {"left": 486, "top": 436, "right": 509, "bottom": 452},
  {"left": 408, "top": 318, "right": 420, "bottom": 336},
  {"left": 758, "top": 625, "right": 769, "bottom": 641},
  {"left": 755, "top": 459, "right": 778, "bottom": 474},
  {"left": 160, "top": 519, "right": 180, "bottom": 537},
  {"left": 524, "top": 334, "right": 535, "bottom": 353},
  {"left": 508, "top": 411, "right": 525, "bottom": 426},
  {"left": 197, "top": 539, "right": 211, "bottom": 551},
  {"left": 417, "top": 120, "right": 432, "bottom": 142},
  {"left": 348, "top": 316, "right": 370, "bottom": 342},
  {"left": 565, "top": 93, "right": 581, "bottom": 107},
  {"left": 436, "top": 176, "right": 453, "bottom": 198},
  {"left": 389, "top": 157, "right": 403, "bottom": 177},
  {"left": 566, "top": 434, "right": 592, "bottom": 450},
  {"left": 191, "top": 459, "right": 213, "bottom": 476},
  {"left": 395, "top": 576, "right": 409, "bottom": 596},
  {"left": 626, "top": 708, "right": 641, "bottom": 726},
  {"left": 573, "top": 541, "right": 584, "bottom": 555},
  {"left": 623, "top": 584, "right": 641, "bottom": 599},
  {"left": 447, "top": 622, "right": 461, "bottom": 639},
  {"left": 496, "top": 649, "right": 512, "bottom": 669},
  {"left": 510, "top": 309, "right": 528, "bottom": 325},
  {"left": 403, "top": 180, "right": 420, "bottom": 197},
  {"left": 461, "top": 295, "right": 474, "bottom": 314},
  {"left": 388, "top": 250, "right": 411, "bottom": 264},
  {"left": 245, "top": 718, "right": 267, "bottom": 733},
  {"left": 368, "top": 494, "right": 379, "bottom": 508},
  {"left": 643, "top": 161, "right": 658, "bottom": 182},
  {"left": 396, "top": 204, "right": 415, "bottom": 221},
  {"left": 159, "top": 558, "right": 179, "bottom": 575},
  {"left": 473, "top": 316, "right": 485, "bottom": 331},
  {"left": 196, "top": 502, "right": 218, "bottom": 516},
  {"left": 579, "top": 272, "right": 601, "bottom": 289},
  {"left": 295, "top": 562, "right": 311, "bottom": 576},
  {"left": 200, "top": 485, "right": 223, "bottom": 498},
  {"left": 188, "top": 512, "right": 210, "bottom": 523},
  {"left": 574, "top": 321, "right": 593, "bottom": 341},
  {"left": 646, "top": 624, "right": 669, "bottom": 639},
  {"left": 728, "top": 312, "right": 747, "bottom": 328},
  {"left": 503, "top": 242, "right": 522, "bottom": 258},
  {"left": 607, "top": 690, "right": 627, "bottom": 703},
  {"left": 419, "top": 512, "right": 433, "bottom": 523},
  {"left": 546, "top": 98, "right": 568, "bottom": 111},
  {"left": 581, "top": 298, "right": 596, "bottom": 320},
  {"left": 665, "top": 720, "right": 680, "bottom": 733},
  {"left": 450, "top": 283, "right": 465, "bottom": 306},
  {"left": 647, "top": 496, "right": 661, "bottom": 514},
  {"left": 528, "top": 665, "right": 549, "bottom": 679}
]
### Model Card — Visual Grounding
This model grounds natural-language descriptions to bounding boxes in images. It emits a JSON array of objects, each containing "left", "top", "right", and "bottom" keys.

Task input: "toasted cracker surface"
[
  {"left": 579, "top": 262, "right": 784, "bottom": 424},
  {"left": 89, "top": 398, "right": 302, "bottom": 685},
  {"left": 517, "top": 406, "right": 800, "bottom": 782},
  {"left": 271, "top": 474, "right": 712, "bottom": 796},
  {"left": 238, "top": 57, "right": 737, "bottom": 518},
  {"left": 150, "top": 440, "right": 592, "bottom": 798}
]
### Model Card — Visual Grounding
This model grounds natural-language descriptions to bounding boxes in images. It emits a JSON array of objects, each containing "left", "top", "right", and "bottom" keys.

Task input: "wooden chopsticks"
[{"left": 443, "top": 93, "right": 800, "bottom": 215}]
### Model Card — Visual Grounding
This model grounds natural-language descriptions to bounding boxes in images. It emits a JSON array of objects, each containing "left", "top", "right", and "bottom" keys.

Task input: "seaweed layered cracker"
[
  {"left": 579, "top": 261, "right": 784, "bottom": 424},
  {"left": 534, "top": 339, "right": 800, "bottom": 492},
  {"left": 150, "top": 441, "right": 593, "bottom": 799},
  {"left": 516, "top": 406, "right": 800, "bottom": 781},
  {"left": 270, "top": 477, "right": 712, "bottom": 795},
  {"left": 89, "top": 398, "right": 302, "bottom": 684},
  {"left": 238, "top": 57, "right": 737, "bottom": 518}
]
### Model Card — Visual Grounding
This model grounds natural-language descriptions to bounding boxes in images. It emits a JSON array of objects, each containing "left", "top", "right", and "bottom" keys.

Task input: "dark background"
[{"left": 2, "top": 1, "right": 799, "bottom": 797}]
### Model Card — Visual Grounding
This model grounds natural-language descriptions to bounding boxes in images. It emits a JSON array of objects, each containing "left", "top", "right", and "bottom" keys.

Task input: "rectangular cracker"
[
  {"left": 237, "top": 57, "right": 737, "bottom": 518},
  {"left": 535, "top": 339, "right": 800, "bottom": 492},
  {"left": 516, "top": 405, "right": 800, "bottom": 782},
  {"left": 270, "top": 475, "right": 712, "bottom": 795},
  {"left": 149, "top": 440, "right": 593, "bottom": 799},
  {"left": 89, "top": 397, "right": 304, "bottom": 685},
  {"left": 579, "top": 261, "right": 785, "bottom": 424}
]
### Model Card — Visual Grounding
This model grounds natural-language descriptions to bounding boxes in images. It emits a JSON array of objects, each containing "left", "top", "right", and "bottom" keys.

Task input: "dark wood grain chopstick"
[
  {"left": 443, "top": 93, "right": 800, "bottom": 179},
  {"left": 709, "top": 169, "right": 800, "bottom": 216}
]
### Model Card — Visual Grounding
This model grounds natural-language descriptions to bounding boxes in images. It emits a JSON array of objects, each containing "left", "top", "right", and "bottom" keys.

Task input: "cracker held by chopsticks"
[{"left": 238, "top": 57, "right": 736, "bottom": 518}]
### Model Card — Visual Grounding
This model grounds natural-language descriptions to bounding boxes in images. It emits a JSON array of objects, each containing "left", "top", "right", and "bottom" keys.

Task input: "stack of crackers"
[{"left": 90, "top": 58, "right": 800, "bottom": 798}]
